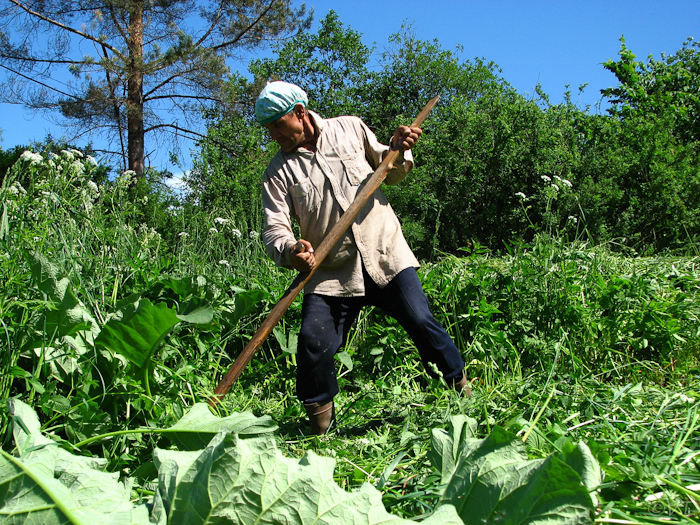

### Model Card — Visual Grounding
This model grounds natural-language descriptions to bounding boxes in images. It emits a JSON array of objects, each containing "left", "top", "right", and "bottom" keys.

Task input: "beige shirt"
[{"left": 262, "top": 111, "right": 420, "bottom": 296}]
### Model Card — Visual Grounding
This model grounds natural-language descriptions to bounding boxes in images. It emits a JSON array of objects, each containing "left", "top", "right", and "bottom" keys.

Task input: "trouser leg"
[
  {"left": 367, "top": 267, "right": 465, "bottom": 382},
  {"left": 296, "top": 293, "right": 362, "bottom": 405}
]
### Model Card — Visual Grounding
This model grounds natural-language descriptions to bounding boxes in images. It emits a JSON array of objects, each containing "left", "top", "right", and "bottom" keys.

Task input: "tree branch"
[
  {"left": 211, "top": 0, "right": 277, "bottom": 51},
  {"left": 144, "top": 122, "right": 208, "bottom": 139},
  {"left": 7, "top": 0, "right": 125, "bottom": 59},
  {"left": 146, "top": 93, "right": 221, "bottom": 102},
  {"left": 194, "top": 0, "right": 225, "bottom": 48},
  {"left": 0, "top": 52, "right": 91, "bottom": 66},
  {"left": 0, "top": 62, "right": 77, "bottom": 101},
  {"left": 145, "top": 122, "right": 241, "bottom": 159}
]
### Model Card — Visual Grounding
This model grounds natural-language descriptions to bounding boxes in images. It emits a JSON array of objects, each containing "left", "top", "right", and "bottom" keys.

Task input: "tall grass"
[{"left": 1, "top": 152, "right": 699, "bottom": 522}]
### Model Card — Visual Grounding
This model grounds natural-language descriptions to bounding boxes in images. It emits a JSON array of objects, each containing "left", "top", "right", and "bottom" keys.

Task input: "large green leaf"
[
  {"left": 95, "top": 298, "right": 179, "bottom": 368},
  {"left": 556, "top": 440, "right": 603, "bottom": 506},
  {"left": 428, "top": 415, "right": 479, "bottom": 483},
  {"left": 438, "top": 426, "right": 594, "bottom": 525},
  {"left": 160, "top": 403, "right": 278, "bottom": 450},
  {"left": 176, "top": 297, "right": 214, "bottom": 324},
  {"left": 26, "top": 251, "right": 99, "bottom": 342},
  {"left": 220, "top": 288, "right": 269, "bottom": 327},
  {"left": 1, "top": 399, "right": 151, "bottom": 525},
  {"left": 152, "top": 431, "right": 464, "bottom": 525}
]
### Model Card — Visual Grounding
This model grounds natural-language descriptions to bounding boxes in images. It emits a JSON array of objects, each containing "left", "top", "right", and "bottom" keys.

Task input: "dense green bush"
[{"left": 193, "top": 17, "right": 700, "bottom": 257}]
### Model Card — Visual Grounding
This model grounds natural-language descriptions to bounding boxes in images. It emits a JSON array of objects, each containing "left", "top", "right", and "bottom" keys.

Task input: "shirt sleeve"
[
  {"left": 358, "top": 119, "right": 414, "bottom": 186},
  {"left": 261, "top": 168, "right": 296, "bottom": 269}
]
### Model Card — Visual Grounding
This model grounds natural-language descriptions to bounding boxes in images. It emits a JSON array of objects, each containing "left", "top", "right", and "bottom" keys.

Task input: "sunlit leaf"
[{"left": 96, "top": 298, "right": 179, "bottom": 368}]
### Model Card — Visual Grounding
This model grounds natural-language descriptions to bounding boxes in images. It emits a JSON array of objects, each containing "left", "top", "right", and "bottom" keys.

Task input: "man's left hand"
[{"left": 391, "top": 125, "right": 422, "bottom": 151}]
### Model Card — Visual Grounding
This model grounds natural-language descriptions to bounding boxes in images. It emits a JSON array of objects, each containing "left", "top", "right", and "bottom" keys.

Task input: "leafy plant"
[{"left": 2, "top": 400, "right": 597, "bottom": 525}]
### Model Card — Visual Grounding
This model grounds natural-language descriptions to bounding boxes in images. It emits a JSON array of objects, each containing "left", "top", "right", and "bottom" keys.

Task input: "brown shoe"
[
  {"left": 452, "top": 372, "right": 472, "bottom": 397},
  {"left": 303, "top": 400, "right": 334, "bottom": 435}
]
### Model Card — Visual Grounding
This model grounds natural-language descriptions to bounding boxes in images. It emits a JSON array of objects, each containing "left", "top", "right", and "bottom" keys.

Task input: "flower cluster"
[{"left": 20, "top": 151, "right": 43, "bottom": 166}]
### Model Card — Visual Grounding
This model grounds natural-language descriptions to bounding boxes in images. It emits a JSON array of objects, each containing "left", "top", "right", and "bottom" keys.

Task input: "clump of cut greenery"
[{"left": 3, "top": 399, "right": 597, "bottom": 525}]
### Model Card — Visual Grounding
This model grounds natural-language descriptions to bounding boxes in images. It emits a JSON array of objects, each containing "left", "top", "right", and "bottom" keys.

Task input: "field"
[{"left": 1, "top": 150, "right": 699, "bottom": 524}]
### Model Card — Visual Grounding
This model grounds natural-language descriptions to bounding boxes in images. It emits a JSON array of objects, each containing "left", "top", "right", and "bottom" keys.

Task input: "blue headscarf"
[{"left": 255, "top": 81, "right": 309, "bottom": 125}]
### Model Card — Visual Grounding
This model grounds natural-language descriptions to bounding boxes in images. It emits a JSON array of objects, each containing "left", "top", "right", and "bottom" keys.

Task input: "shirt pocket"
[
  {"left": 289, "top": 178, "right": 320, "bottom": 218},
  {"left": 341, "top": 153, "right": 370, "bottom": 186}
]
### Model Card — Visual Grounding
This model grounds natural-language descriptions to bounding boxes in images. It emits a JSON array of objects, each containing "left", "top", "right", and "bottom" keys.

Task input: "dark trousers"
[{"left": 296, "top": 266, "right": 465, "bottom": 404}]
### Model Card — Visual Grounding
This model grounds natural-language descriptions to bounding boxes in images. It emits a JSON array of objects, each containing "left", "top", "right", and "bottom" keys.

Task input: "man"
[{"left": 256, "top": 81, "right": 470, "bottom": 435}]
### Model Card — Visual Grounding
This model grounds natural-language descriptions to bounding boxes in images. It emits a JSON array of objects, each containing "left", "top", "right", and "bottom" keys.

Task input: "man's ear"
[{"left": 294, "top": 104, "right": 306, "bottom": 118}]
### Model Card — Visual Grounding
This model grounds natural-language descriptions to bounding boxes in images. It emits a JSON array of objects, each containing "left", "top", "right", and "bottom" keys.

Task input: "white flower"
[
  {"left": 568, "top": 215, "right": 578, "bottom": 224},
  {"left": 69, "top": 148, "right": 84, "bottom": 158},
  {"left": 213, "top": 217, "right": 229, "bottom": 225},
  {"left": 61, "top": 149, "right": 75, "bottom": 161},
  {"left": 142, "top": 196, "right": 148, "bottom": 204},
  {"left": 515, "top": 192, "right": 527, "bottom": 199},
  {"left": 231, "top": 228, "right": 242, "bottom": 238},
  {"left": 249, "top": 230, "right": 260, "bottom": 239},
  {"left": 8, "top": 185, "right": 19, "bottom": 195},
  {"left": 553, "top": 175, "right": 562, "bottom": 181},
  {"left": 551, "top": 184, "right": 560, "bottom": 191},
  {"left": 218, "top": 260, "right": 230, "bottom": 266},
  {"left": 178, "top": 232, "right": 189, "bottom": 237},
  {"left": 87, "top": 180, "right": 99, "bottom": 196},
  {"left": 71, "top": 161, "right": 85, "bottom": 176},
  {"left": 561, "top": 178, "right": 573, "bottom": 188},
  {"left": 209, "top": 227, "right": 219, "bottom": 234},
  {"left": 86, "top": 155, "right": 97, "bottom": 166},
  {"left": 541, "top": 175, "right": 551, "bottom": 183},
  {"left": 117, "top": 170, "right": 136, "bottom": 187},
  {"left": 20, "top": 151, "right": 43, "bottom": 165}
]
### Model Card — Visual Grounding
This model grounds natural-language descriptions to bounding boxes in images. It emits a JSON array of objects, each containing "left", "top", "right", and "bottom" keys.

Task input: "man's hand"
[
  {"left": 391, "top": 125, "right": 423, "bottom": 151},
  {"left": 290, "top": 239, "right": 316, "bottom": 272}
]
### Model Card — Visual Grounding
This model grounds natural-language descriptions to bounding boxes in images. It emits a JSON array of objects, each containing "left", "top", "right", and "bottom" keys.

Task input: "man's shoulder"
[
  {"left": 325, "top": 114, "right": 364, "bottom": 127},
  {"left": 320, "top": 115, "right": 369, "bottom": 141}
]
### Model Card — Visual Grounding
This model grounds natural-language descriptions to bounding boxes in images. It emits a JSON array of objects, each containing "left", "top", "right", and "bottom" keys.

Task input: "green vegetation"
[{"left": 1, "top": 12, "right": 699, "bottom": 525}]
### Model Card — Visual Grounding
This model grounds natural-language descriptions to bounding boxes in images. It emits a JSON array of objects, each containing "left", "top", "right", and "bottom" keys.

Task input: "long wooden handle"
[{"left": 210, "top": 96, "right": 440, "bottom": 404}]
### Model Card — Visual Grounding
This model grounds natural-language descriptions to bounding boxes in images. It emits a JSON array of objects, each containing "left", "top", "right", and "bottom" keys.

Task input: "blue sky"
[{"left": 1, "top": 0, "right": 698, "bottom": 175}]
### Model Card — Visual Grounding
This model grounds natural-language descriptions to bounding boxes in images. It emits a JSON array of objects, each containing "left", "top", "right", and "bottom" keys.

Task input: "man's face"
[{"left": 264, "top": 106, "right": 307, "bottom": 152}]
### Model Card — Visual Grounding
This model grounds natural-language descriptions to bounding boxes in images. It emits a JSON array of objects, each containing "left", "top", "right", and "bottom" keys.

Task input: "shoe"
[
  {"left": 303, "top": 400, "right": 334, "bottom": 435},
  {"left": 452, "top": 371, "right": 472, "bottom": 397}
]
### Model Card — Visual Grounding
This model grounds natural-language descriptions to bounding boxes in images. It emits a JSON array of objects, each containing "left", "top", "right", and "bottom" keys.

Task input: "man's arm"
[{"left": 261, "top": 172, "right": 299, "bottom": 269}]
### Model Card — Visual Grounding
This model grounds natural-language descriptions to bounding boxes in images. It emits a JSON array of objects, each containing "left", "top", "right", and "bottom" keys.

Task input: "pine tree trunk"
[{"left": 127, "top": 0, "right": 145, "bottom": 177}]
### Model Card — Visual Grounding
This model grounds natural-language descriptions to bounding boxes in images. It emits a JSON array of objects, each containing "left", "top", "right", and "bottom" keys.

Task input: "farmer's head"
[{"left": 255, "top": 81, "right": 313, "bottom": 152}]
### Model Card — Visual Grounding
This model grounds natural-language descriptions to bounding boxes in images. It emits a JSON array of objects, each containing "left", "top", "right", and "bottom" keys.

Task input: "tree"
[
  {"left": 248, "top": 10, "right": 372, "bottom": 118},
  {"left": 602, "top": 36, "right": 700, "bottom": 144},
  {"left": 590, "top": 37, "right": 700, "bottom": 251},
  {"left": 0, "top": 0, "right": 311, "bottom": 175}
]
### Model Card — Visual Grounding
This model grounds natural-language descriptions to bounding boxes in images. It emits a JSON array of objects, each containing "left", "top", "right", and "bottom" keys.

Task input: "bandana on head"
[{"left": 255, "top": 81, "right": 309, "bottom": 125}]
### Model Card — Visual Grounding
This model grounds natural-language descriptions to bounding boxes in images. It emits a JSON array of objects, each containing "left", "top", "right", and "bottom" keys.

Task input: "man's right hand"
[{"left": 290, "top": 239, "right": 316, "bottom": 272}]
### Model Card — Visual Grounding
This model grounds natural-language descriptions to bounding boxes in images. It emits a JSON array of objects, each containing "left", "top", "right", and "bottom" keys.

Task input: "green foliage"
[
  {"left": 602, "top": 37, "right": 700, "bottom": 144},
  {"left": 249, "top": 10, "right": 373, "bottom": 118},
  {"left": 0, "top": 149, "right": 280, "bottom": 472},
  {"left": 3, "top": 400, "right": 597, "bottom": 525},
  {"left": 184, "top": 112, "right": 271, "bottom": 235},
  {"left": 414, "top": 238, "right": 700, "bottom": 381},
  {"left": 216, "top": 24, "right": 700, "bottom": 256}
]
